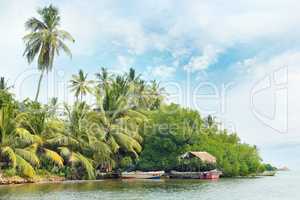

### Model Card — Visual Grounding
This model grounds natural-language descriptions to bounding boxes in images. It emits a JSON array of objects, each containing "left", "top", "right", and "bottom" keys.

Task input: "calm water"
[{"left": 0, "top": 171, "right": 297, "bottom": 200}]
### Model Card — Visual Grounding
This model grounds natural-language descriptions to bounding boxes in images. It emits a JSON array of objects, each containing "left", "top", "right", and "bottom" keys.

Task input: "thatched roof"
[{"left": 181, "top": 151, "right": 217, "bottom": 163}]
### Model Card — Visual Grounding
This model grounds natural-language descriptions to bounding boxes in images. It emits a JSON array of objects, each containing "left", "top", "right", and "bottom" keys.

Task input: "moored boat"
[
  {"left": 121, "top": 171, "right": 165, "bottom": 179},
  {"left": 169, "top": 170, "right": 222, "bottom": 180}
]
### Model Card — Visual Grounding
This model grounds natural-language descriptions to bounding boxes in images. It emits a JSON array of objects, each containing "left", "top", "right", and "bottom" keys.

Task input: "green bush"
[
  {"left": 120, "top": 156, "right": 133, "bottom": 170},
  {"left": 137, "top": 104, "right": 265, "bottom": 177},
  {"left": 3, "top": 168, "right": 17, "bottom": 177}
]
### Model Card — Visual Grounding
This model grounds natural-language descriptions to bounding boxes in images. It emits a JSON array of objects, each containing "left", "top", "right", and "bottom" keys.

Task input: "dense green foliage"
[
  {"left": 0, "top": 68, "right": 164, "bottom": 179},
  {"left": 0, "top": 68, "right": 268, "bottom": 179},
  {"left": 260, "top": 163, "right": 277, "bottom": 172},
  {"left": 137, "top": 104, "right": 265, "bottom": 177}
]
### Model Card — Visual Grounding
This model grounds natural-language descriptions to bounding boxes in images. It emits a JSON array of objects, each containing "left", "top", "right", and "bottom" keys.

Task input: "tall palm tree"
[
  {"left": 69, "top": 70, "right": 93, "bottom": 101},
  {"left": 127, "top": 68, "right": 140, "bottom": 82},
  {"left": 91, "top": 73, "right": 147, "bottom": 161},
  {"left": 96, "top": 67, "right": 113, "bottom": 88},
  {"left": 23, "top": 4, "right": 74, "bottom": 101}
]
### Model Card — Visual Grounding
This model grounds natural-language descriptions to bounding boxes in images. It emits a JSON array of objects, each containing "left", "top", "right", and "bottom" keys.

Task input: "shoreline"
[
  {"left": 0, "top": 174, "right": 65, "bottom": 185},
  {"left": 0, "top": 173, "right": 278, "bottom": 186}
]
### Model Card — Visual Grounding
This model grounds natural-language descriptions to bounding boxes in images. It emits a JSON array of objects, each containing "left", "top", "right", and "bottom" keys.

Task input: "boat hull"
[
  {"left": 169, "top": 170, "right": 222, "bottom": 180},
  {"left": 121, "top": 171, "right": 164, "bottom": 179}
]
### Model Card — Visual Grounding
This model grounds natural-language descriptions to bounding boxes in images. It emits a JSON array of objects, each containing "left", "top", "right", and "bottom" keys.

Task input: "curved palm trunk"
[{"left": 35, "top": 69, "right": 45, "bottom": 102}]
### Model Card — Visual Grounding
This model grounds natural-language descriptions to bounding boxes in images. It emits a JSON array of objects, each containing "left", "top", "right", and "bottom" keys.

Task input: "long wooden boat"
[
  {"left": 169, "top": 170, "right": 222, "bottom": 180},
  {"left": 121, "top": 171, "right": 165, "bottom": 179}
]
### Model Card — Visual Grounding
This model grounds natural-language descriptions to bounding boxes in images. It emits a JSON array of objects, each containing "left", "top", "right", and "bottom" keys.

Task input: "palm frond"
[
  {"left": 25, "top": 143, "right": 39, "bottom": 152},
  {"left": 57, "top": 147, "right": 71, "bottom": 159},
  {"left": 107, "top": 136, "right": 119, "bottom": 153},
  {"left": 15, "top": 128, "right": 42, "bottom": 145},
  {"left": 43, "top": 148, "right": 64, "bottom": 167},
  {"left": 57, "top": 39, "right": 72, "bottom": 58},
  {"left": 112, "top": 132, "right": 142, "bottom": 157},
  {"left": 126, "top": 110, "right": 148, "bottom": 122},
  {"left": 90, "top": 141, "right": 112, "bottom": 157},
  {"left": 44, "top": 120, "right": 65, "bottom": 135},
  {"left": 1, "top": 146, "right": 17, "bottom": 168},
  {"left": 56, "top": 30, "right": 75, "bottom": 42},
  {"left": 69, "top": 152, "right": 95, "bottom": 180},
  {"left": 46, "top": 134, "right": 79, "bottom": 147},
  {"left": 16, "top": 154, "right": 35, "bottom": 178},
  {"left": 25, "top": 17, "right": 46, "bottom": 31},
  {"left": 15, "top": 148, "right": 40, "bottom": 167}
]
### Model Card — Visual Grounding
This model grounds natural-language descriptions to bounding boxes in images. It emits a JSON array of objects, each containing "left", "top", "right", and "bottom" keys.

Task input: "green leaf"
[
  {"left": 1, "top": 146, "right": 17, "bottom": 168},
  {"left": 16, "top": 154, "right": 35, "bottom": 178}
]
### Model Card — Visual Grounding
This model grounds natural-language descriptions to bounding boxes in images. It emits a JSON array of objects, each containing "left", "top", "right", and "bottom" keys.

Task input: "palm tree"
[
  {"left": 96, "top": 67, "right": 113, "bottom": 88},
  {"left": 0, "top": 99, "right": 41, "bottom": 177},
  {"left": 47, "top": 102, "right": 112, "bottom": 179},
  {"left": 45, "top": 97, "right": 59, "bottom": 118},
  {"left": 127, "top": 68, "right": 140, "bottom": 82},
  {"left": 16, "top": 101, "right": 66, "bottom": 169},
  {"left": 23, "top": 4, "right": 74, "bottom": 101},
  {"left": 69, "top": 70, "right": 93, "bottom": 101},
  {"left": 0, "top": 77, "right": 12, "bottom": 91},
  {"left": 91, "top": 73, "right": 147, "bottom": 163},
  {"left": 139, "top": 80, "right": 165, "bottom": 110}
]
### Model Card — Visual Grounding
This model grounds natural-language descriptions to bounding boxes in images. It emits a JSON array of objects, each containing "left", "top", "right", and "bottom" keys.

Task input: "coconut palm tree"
[
  {"left": 23, "top": 4, "right": 74, "bottom": 101},
  {"left": 46, "top": 102, "right": 112, "bottom": 179},
  {"left": 69, "top": 70, "right": 94, "bottom": 101},
  {"left": 96, "top": 67, "right": 113, "bottom": 88},
  {"left": 0, "top": 99, "right": 41, "bottom": 178},
  {"left": 146, "top": 80, "right": 165, "bottom": 110},
  {"left": 127, "top": 68, "right": 140, "bottom": 82},
  {"left": 45, "top": 97, "right": 59, "bottom": 118},
  {"left": 15, "top": 101, "right": 66, "bottom": 169},
  {"left": 0, "top": 77, "right": 12, "bottom": 91},
  {"left": 91, "top": 73, "right": 147, "bottom": 163}
]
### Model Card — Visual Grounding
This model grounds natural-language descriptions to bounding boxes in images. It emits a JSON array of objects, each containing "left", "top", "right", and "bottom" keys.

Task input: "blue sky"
[{"left": 1, "top": 0, "right": 300, "bottom": 169}]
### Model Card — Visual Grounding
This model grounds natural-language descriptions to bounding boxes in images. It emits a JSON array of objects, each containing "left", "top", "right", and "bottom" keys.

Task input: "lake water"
[{"left": 0, "top": 171, "right": 297, "bottom": 200}]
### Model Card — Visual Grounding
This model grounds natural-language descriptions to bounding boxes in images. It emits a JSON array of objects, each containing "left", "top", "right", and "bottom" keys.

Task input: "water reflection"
[{"left": 0, "top": 172, "right": 297, "bottom": 200}]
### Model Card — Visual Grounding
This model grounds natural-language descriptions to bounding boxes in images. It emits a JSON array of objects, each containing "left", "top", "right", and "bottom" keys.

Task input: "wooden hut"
[
  {"left": 170, "top": 151, "right": 221, "bottom": 179},
  {"left": 180, "top": 151, "right": 217, "bottom": 164}
]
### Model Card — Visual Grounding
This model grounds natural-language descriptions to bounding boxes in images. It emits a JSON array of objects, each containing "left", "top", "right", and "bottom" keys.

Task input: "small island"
[
  {"left": 0, "top": 68, "right": 275, "bottom": 184},
  {"left": 0, "top": 5, "right": 276, "bottom": 185}
]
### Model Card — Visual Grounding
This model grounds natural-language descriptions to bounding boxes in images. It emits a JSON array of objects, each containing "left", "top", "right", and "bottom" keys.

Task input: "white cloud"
[
  {"left": 237, "top": 51, "right": 300, "bottom": 79},
  {"left": 60, "top": 1, "right": 149, "bottom": 56},
  {"left": 2, "top": 0, "right": 300, "bottom": 83},
  {"left": 223, "top": 51, "right": 300, "bottom": 167},
  {"left": 150, "top": 65, "right": 176, "bottom": 79},
  {"left": 110, "top": 55, "right": 135, "bottom": 74},
  {"left": 183, "top": 45, "right": 222, "bottom": 71},
  {"left": 0, "top": 0, "right": 38, "bottom": 77}
]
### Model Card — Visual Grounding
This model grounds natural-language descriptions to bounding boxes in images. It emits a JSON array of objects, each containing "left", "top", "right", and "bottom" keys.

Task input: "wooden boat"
[
  {"left": 257, "top": 171, "right": 277, "bottom": 177},
  {"left": 121, "top": 171, "right": 165, "bottom": 179},
  {"left": 169, "top": 170, "right": 222, "bottom": 180}
]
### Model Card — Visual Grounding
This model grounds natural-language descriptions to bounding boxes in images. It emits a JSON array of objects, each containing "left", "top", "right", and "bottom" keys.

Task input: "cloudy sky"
[{"left": 1, "top": 0, "right": 300, "bottom": 169}]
